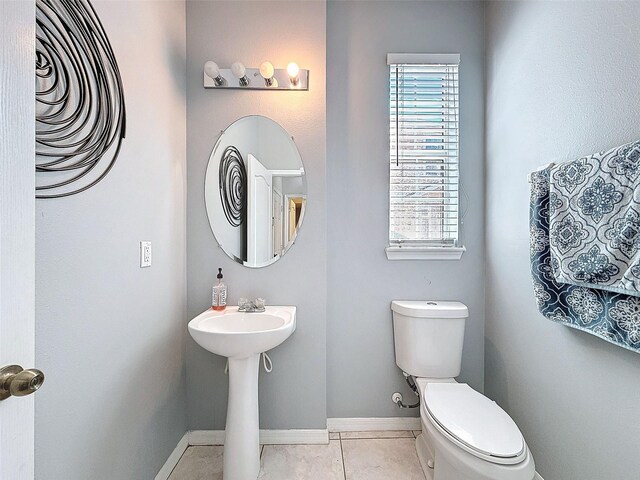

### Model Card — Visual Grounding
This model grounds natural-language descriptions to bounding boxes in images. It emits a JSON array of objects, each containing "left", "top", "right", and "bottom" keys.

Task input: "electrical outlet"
[{"left": 140, "top": 241, "right": 152, "bottom": 267}]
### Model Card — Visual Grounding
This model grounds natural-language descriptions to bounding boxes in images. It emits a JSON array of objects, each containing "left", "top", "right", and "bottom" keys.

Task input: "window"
[{"left": 386, "top": 53, "right": 465, "bottom": 260}]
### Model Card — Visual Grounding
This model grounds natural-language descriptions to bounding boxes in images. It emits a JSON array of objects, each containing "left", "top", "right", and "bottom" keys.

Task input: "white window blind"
[{"left": 388, "top": 54, "right": 460, "bottom": 247}]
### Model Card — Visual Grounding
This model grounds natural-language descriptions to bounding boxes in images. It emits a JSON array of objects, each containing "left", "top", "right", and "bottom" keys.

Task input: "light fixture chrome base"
[{"left": 204, "top": 67, "right": 309, "bottom": 91}]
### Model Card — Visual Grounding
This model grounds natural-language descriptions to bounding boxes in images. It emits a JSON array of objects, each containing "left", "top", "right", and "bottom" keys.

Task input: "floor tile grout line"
[
  {"left": 340, "top": 435, "right": 415, "bottom": 440},
  {"left": 339, "top": 434, "right": 347, "bottom": 480},
  {"left": 172, "top": 437, "right": 426, "bottom": 479}
]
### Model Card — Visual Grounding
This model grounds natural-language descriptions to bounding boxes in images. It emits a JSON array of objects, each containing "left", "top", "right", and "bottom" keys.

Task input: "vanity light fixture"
[
  {"left": 204, "top": 61, "right": 225, "bottom": 86},
  {"left": 203, "top": 60, "right": 309, "bottom": 91},
  {"left": 231, "top": 61, "right": 249, "bottom": 86},
  {"left": 259, "top": 61, "right": 277, "bottom": 87},
  {"left": 287, "top": 62, "right": 300, "bottom": 86}
]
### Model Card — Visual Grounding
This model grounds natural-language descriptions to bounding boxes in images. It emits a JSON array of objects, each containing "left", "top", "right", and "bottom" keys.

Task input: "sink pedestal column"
[{"left": 224, "top": 353, "right": 261, "bottom": 480}]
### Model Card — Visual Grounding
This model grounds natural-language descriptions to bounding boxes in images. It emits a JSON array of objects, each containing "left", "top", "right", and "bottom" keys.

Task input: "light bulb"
[
  {"left": 259, "top": 61, "right": 274, "bottom": 80},
  {"left": 287, "top": 62, "right": 300, "bottom": 86},
  {"left": 231, "top": 62, "right": 246, "bottom": 79},
  {"left": 204, "top": 61, "right": 219, "bottom": 79},
  {"left": 259, "top": 61, "right": 275, "bottom": 87},
  {"left": 204, "top": 61, "right": 224, "bottom": 86},
  {"left": 231, "top": 61, "right": 249, "bottom": 86},
  {"left": 287, "top": 62, "right": 299, "bottom": 78}
]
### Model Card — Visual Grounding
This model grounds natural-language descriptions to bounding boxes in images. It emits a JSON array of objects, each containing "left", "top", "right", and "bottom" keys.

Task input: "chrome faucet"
[{"left": 238, "top": 298, "right": 266, "bottom": 313}]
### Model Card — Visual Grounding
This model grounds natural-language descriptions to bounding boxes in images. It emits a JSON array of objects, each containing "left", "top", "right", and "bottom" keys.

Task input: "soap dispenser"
[{"left": 212, "top": 268, "right": 227, "bottom": 311}]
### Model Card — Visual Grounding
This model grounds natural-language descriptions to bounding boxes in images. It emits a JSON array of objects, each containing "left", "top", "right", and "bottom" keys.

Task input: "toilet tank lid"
[{"left": 391, "top": 301, "right": 468, "bottom": 318}]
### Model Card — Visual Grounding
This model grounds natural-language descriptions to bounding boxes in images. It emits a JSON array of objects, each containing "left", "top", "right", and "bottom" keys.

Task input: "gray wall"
[
  {"left": 326, "top": 0, "right": 486, "bottom": 418},
  {"left": 186, "top": 0, "right": 327, "bottom": 430},
  {"left": 35, "top": 1, "right": 188, "bottom": 479},
  {"left": 485, "top": 2, "right": 640, "bottom": 479}
]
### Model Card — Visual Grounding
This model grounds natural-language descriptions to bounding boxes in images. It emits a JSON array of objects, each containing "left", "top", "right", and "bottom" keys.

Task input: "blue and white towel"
[
  {"left": 530, "top": 167, "right": 640, "bottom": 353},
  {"left": 548, "top": 140, "right": 640, "bottom": 297}
]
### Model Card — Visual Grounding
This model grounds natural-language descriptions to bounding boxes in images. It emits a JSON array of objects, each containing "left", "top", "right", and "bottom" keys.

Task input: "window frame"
[{"left": 386, "top": 53, "right": 465, "bottom": 261}]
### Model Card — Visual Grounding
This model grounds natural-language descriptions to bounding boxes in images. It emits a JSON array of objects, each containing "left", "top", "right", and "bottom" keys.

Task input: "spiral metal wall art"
[
  {"left": 219, "top": 146, "right": 246, "bottom": 227},
  {"left": 35, "top": 0, "right": 126, "bottom": 199}
]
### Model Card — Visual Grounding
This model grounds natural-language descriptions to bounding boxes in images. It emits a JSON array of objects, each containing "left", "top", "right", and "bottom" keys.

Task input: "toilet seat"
[{"left": 423, "top": 383, "right": 526, "bottom": 466}]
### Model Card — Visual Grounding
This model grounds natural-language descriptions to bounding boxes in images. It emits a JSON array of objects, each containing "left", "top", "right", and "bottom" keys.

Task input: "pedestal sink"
[{"left": 188, "top": 306, "right": 296, "bottom": 480}]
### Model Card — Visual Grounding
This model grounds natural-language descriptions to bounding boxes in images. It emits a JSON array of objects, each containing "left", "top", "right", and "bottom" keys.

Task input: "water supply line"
[
  {"left": 224, "top": 353, "right": 273, "bottom": 375},
  {"left": 262, "top": 352, "right": 273, "bottom": 373},
  {"left": 391, "top": 372, "right": 420, "bottom": 409}
]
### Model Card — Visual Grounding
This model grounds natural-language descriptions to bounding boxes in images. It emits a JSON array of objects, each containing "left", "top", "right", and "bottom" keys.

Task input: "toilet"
[{"left": 391, "top": 301, "right": 535, "bottom": 480}]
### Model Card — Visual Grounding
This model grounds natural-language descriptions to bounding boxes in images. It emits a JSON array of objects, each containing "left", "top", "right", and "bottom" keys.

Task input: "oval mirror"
[{"left": 205, "top": 116, "right": 307, "bottom": 268}]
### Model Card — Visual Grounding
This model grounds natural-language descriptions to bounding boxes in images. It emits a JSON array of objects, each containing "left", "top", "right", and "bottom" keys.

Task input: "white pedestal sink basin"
[{"left": 188, "top": 306, "right": 296, "bottom": 480}]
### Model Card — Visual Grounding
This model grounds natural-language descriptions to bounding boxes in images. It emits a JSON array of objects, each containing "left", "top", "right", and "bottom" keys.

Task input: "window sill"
[{"left": 385, "top": 245, "right": 466, "bottom": 261}]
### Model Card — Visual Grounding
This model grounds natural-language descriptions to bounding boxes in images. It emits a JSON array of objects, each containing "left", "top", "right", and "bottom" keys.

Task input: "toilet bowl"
[
  {"left": 416, "top": 378, "right": 535, "bottom": 480},
  {"left": 391, "top": 301, "right": 535, "bottom": 480}
]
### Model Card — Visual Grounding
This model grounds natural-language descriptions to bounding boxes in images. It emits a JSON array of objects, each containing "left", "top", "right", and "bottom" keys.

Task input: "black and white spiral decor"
[
  {"left": 219, "top": 146, "right": 246, "bottom": 227},
  {"left": 35, "top": 0, "right": 126, "bottom": 199}
]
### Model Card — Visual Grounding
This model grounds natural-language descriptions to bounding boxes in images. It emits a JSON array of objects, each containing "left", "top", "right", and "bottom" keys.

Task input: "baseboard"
[
  {"left": 189, "top": 429, "right": 226, "bottom": 445},
  {"left": 189, "top": 428, "right": 329, "bottom": 446},
  {"left": 327, "top": 417, "right": 421, "bottom": 432},
  {"left": 154, "top": 432, "right": 188, "bottom": 480},
  {"left": 259, "top": 429, "right": 329, "bottom": 445}
]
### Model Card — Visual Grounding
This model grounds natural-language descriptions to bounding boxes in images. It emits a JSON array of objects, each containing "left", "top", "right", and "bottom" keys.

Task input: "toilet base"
[
  {"left": 417, "top": 416, "right": 536, "bottom": 480},
  {"left": 417, "top": 427, "right": 473, "bottom": 480},
  {"left": 415, "top": 433, "right": 435, "bottom": 480}
]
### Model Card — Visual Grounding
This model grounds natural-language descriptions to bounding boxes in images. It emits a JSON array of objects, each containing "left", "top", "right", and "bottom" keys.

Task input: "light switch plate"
[{"left": 140, "top": 241, "right": 152, "bottom": 267}]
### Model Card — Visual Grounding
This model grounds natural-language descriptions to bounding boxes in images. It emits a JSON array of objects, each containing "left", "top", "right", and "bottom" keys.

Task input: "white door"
[
  {"left": 247, "top": 154, "right": 273, "bottom": 266},
  {"left": 0, "top": 1, "right": 37, "bottom": 478},
  {"left": 272, "top": 189, "right": 283, "bottom": 257}
]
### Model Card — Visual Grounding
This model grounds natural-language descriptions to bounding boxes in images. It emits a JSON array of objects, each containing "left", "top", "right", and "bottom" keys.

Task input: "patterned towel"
[
  {"left": 530, "top": 167, "right": 640, "bottom": 353},
  {"left": 548, "top": 140, "right": 640, "bottom": 297}
]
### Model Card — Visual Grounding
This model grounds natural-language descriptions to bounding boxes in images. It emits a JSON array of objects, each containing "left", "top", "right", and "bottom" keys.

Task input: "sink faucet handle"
[
  {"left": 255, "top": 298, "right": 265, "bottom": 309},
  {"left": 238, "top": 298, "right": 250, "bottom": 309}
]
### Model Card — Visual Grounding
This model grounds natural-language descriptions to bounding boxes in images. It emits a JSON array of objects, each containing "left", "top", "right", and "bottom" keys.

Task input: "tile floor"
[{"left": 168, "top": 430, "right": 426, "bottom": 480}]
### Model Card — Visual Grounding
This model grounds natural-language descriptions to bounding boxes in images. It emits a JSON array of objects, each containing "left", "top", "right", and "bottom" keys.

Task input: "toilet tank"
[{"left": 391, "top": 301, "right": 468, "bottom": 378}]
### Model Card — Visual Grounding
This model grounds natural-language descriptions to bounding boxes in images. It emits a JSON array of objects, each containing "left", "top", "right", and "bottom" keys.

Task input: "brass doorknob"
[{"left": 0, "top": 365, "right": 45, "bottom": 400}]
